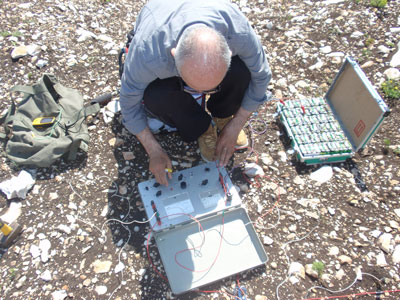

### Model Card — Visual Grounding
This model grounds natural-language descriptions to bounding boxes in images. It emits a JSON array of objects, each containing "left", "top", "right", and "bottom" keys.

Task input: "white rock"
[
  {"left": 57, "top": 224, "right": 72, "bottom": 235},
  {"left": 378, "top": 45, "right": 391, "bottom": 54},
  {"left": 326, "top": 52, "right": 345, "bottom": 57},
  {"left": 92, "top": 260, "right": 112, "bottom": 274},
  {"left": 68, "top": 202, "right": 78, "bottom": 210},
  {"left": 378, "top": 233, "right": 393, "bottom": 253},
  {"left": 27, "top": 44, "right": 41, "bottom": 56},
  {"left": 392, "top": 244, "right": 400, "bottom": 264},
  {"left": 39, "top": 239, "right": 51, "bottom": 263},
  {"left": 384, "top": 68, "right": 400, "bottom": 80},
  {"left": 323, "top": 0, "right": 344, "bottom": 4},
  {"left": 263, "top": 236, "right": 274, "bottom": 245},
  {"left": 138, "top": 268, "right": 146, "bottom": 276},
  {"left": 293, "top": 176, "right": 304, "bottom": 185},
  {"left": 305, "top": 264, "right": 319, "bottom": 279},
  {"left": 338, "top": 255, "right": 352, "bottom": 265},
  {"left": 310, "top": 166, "right": 333, "bottom": 183},
  {"left": 335, "top": 268, "right": 345, "bottom": 280},
  {"left": 328, "top": 246, "right": 339, "bottom": 256},
  {"left": 395, "top": 209, "right": 400, "bottom": 218},
  {"left": 309, "top": 59, "right": 324, "bottom": 70},
  {"left": 77, "top": 29, "right": 97, "bottom": 42},
  {"left": 30, "top": 244, "right": 41, "bottom": 258},
  {"left": 351, "top": 31, "right": 364, "bottom": 38},
  {"left": 11, "top": 46, "right": 28, "bottom": 59},
  {"left": 243, "top": 163, "right": 265, "bottom": 177},
  {"left": 36, "top": 59, "right": 48, "bottom": 68},
  {"left": 260, "top": 153, "right": 273, "bottom": 165},
  {"left": 320, "top": 46, "right": 332, "bottom": 54},
  {"left": 95, "top": 286, "right": 107, "bottom": 295},
  {"left": 278, "top": 151, "right": 287, "bottom": 162},
  {"left": 106, "top": 100, "right": 121, "bottom": 113},
  {"left": 288, "top": 262, "right": 305, "bottom": 279},
  {"left": 51, "top": 290, "right": 67, "bottom": 300},
  {"left": 296, "top": 198, "right": 320, "bottom": 208},
  {"left": 40, "top": 270, "right": 52, "bottom": 281},
  {"left": 376, "top": 251, "right": 388, "bottom": 267},
  {"left": 390, "top": 42, "right": 400, "bottom": 67}
]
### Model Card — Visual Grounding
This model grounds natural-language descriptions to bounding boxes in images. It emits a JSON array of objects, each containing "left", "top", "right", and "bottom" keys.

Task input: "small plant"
[
  {"left": 8, "top": 268, "right": 17, "bottom": 280},
  {"left": 364, "top": 37, "right": 375, "bottom": 47},
  {"left": 381, "top": 79, "right": 400, "bottom": 99},
  {"left": 370, "top": 0, "right": 387, "bottom": 8},
  {"left": 11, "top": 31, "right": 22, "bottom": 37},
  {"left": 0, "top": 31, "right": 11, "bottom": 37},
  {"left": 383, "top": 138, "right": 390, "bottom": 147},
  {"left": 312, "top": 261, "right": 325, "bottom": 277}
]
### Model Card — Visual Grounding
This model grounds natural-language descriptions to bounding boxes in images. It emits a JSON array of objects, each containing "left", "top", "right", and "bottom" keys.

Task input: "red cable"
[
  {"left": 299, "top": 289, "right": 400, "bottom": 300},
  {"left": 146, "top": 212, "right": 206, "bottom": 282},
  {"left": 174, "top": 211, "right": 225, "bottom": 273}
]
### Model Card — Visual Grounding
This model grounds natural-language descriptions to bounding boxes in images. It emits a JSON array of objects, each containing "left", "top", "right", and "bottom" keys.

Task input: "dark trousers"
[{"left": 143, "top": 56, "right": 251, "bottom": 142}]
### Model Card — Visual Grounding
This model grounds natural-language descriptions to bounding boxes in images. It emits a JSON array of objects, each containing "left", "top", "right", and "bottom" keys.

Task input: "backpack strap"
[{"left": 0, "top": 100, "right": 16, "bottom": 139}]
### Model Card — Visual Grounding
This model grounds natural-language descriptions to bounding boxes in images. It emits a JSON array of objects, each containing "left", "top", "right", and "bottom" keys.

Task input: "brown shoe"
[
  {"left": 198, "top": 123, "right": 217, "bottom": 162},
  {"left": 213, "top": 116, "right": 249, "bottom": 149}
]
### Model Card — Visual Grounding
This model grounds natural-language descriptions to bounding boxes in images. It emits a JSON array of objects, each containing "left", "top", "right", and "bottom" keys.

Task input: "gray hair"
[{"left": 174, "top": 24, "right": 231, "bottom": 75}]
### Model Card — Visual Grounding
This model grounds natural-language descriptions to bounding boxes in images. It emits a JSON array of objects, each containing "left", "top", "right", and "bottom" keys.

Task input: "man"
[{"left": 120, "top": 0, "right": 272, "bottom": 186}]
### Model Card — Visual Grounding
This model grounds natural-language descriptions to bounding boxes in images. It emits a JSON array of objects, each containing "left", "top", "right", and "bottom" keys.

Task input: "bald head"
[{"left": 172, "top": 25, "right": 231, "bottom": 92}]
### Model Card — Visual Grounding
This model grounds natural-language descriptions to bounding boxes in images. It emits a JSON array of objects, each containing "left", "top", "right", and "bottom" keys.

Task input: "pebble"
[
  {"left": 92, "top": 260, "right": 112, "bottom": 274},
  {"left": 378, "top": 233, "right": 393, "bottom": 253},
  {"left": 288, "top": 262, "right": 305, "bottom": 279},
  {"left": 392, "top": 245, "right": 400, "bottom": 264},
  {"left": 51, "top": 290, "right": 68, "bottom": 300},
  {"left": 376, "top": 251, "right": 388, "bottom": 267},
  {"left": 95, "top": 286, "right": 108, "bottom": 295}
]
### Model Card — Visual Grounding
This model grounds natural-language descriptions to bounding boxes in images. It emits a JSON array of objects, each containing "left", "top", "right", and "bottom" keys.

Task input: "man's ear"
[{"left": 171, "top": 48, "right": 176, "bottom": 57}]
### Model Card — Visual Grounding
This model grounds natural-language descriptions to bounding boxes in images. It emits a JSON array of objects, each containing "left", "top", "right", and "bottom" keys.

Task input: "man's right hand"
[
  {"left": 136, "top": 126, "right": 172, "bottom": 186},
  {"left": 149, "top": 149, "right": 172, "bottom": 186}
]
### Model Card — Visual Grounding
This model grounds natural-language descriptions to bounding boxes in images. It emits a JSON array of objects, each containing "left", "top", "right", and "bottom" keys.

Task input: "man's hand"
[
  {"left": 215, "top": 107, "right": 252, "bottom": 166},
  {"left": 136, "top": 126, "right": 172, "bottom": 186},
  {"left": 215, "top": 121, "right": 239, "bottom": 167},
  {"left": 149, "top": 149, "right": 172, "bottom": 186}
]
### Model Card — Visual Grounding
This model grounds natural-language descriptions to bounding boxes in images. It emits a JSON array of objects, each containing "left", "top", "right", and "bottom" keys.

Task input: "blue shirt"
[{"left": 120, "top": 0, "right": 272, "bottom": 135}]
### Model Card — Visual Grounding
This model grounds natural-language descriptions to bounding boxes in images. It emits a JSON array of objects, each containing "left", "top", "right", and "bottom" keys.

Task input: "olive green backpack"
[{"left": 0, "top": 74, "right": 100, "bottom": 168}]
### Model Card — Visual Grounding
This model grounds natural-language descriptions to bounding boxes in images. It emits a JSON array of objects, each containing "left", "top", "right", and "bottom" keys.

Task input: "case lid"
[
  {"left": 155, "top": 207, "right": 268, "bottom": 294},
  {"left": 325, "top": 56, "right": 390, "bottom": 151},
  {"left": 138, "top": 162, "right": 242, "bottom": 232}
]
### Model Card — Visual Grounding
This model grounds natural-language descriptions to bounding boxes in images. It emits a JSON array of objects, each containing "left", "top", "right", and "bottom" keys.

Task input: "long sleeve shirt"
[{"left": 120, "top": 0, "right": 272, "bottom": 135}]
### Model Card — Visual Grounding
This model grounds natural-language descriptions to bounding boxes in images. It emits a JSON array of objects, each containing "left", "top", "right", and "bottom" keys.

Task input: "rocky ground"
[{"left": 1, "top": 0, "right": 400, "bottom": 299}]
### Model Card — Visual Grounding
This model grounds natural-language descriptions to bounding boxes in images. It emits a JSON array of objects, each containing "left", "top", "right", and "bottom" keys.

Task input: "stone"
[
  {"left": 40, "top": 270, "right": 52, "bottom": 281},
  {"left": 378, "top": 233, "right": 393, "bottom": 253},
  {"left": 92, "top": 260, "right": 112, "bottom": 274},
  {"left": 310, "top": 166, "right": 333, "bottom": 183},
  {"left": 122, "top": 152, "right": 135, "bottom": 160},
  {"left": 335, "top": 268, "right": 345, "bottom": 280},
  {"left": 376, "top": 251, "right": 387, "bottom": 267},
  {"left": 95, "top": 286, "right": 107, "bottom": 295},
  {"left": 338, "top": 255, "right": 352, "bottom": 265},
  {"left": 255, "top": 296, "right": 268, "bottom": 300},
  {"left": 243, "top": 163, "right": 264, "bottom": 177},
  {"left": 51, "top": 290, "right": 68, "bottom": 300},
  {"left": 263, "top": 235, "right": 274, "bottom": 245},
  {"left": 288, "top": 262, "right": 305, "bottom": 279},
  {"left": 11, "top": 45, "right": 28, "bottom": 59},
  {"left": 389, "top": 41, "right": 400, "bottom": 67},
  {"left": 328, "top": 246, "right": 339, "bottom": 256},
  {"left": 384, "top": 68, "right": 400, "bottom": 80},
  {"left": 305, "top": 264, "right": 319, "bottom": 279},
  {"left": 392, "top": 244, "right": 400, "bottom": 264}
]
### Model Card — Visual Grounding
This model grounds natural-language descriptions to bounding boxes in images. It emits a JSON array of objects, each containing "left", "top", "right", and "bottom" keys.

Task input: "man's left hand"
[
  {"left": 215, "top": 107, "right": 252, "bottom": 166},
  {"left": 215, "top": 120, "right": 239, "bottom": 166}
]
